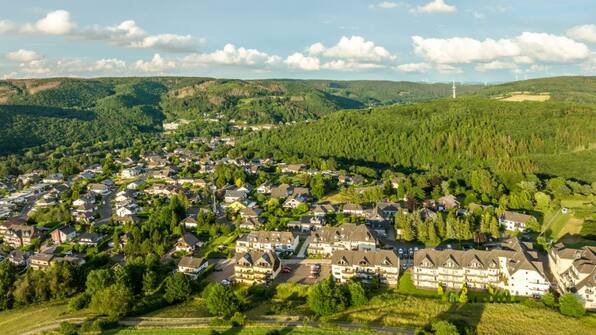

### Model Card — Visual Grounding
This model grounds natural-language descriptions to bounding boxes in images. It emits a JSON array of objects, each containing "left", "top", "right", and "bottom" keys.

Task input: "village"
[{"left": 0, "top": 133, "right": 594, "bottom": 314}]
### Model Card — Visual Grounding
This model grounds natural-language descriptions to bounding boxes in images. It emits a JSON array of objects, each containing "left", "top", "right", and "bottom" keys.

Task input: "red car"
[{"left": 282, "top": 266, "right": 292, "bottom": 273}]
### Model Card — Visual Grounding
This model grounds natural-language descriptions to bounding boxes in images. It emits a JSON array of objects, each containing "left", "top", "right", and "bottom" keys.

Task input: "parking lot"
[
  {"left": 206, "top": 258, "right": 235, "bottom": 283},
  {"left": 275, "top": 261, "right": 331, "bottom": 284}
]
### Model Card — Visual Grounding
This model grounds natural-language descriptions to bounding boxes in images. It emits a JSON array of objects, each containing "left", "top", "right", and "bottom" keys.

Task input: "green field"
[
  {"left": 0, "top": 302, "right": 92, "bottom": 335},
  {"left": 324, "top": 292, "right": 596, "bottom": 335},
  {"left": 104, "top": 325, "right": 382, "bottom": 335},
  {"left": 542, "top": 195, "right": 595, "bottom": 243}
]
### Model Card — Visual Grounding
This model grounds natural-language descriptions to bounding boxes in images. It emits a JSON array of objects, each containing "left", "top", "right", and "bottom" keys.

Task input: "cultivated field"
[{"left": 497, "top": 92, "right": 551, "bottom": 102}]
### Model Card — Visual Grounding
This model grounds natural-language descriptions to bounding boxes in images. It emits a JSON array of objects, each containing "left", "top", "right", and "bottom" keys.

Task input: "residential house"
[
  {"left": 331, "top": 250, "right": 400, "bottom": 286},
  {"left": 0, "top": 219, "right": 42, "bottom": 248},
  {"left": 239, "top": 217, "right": 263, "bottom": 230},
  {"left": 548, "top": 244, "right": 595, "bottom": 310},
  {"left": 121, "top": 166, "right": 143, "bottom": 178},
  {"left": 77, "top": 232, "right": 105, "bottom": 247},
  {"left": 312, "top": 204, "right": 337, "bottom": 217},
  {"left": 176, "top": 232, "right": 202, "bottom": 253},
  {"left": 235, "top": 231, "right": 299, "bottom": 254},
  {"left": 29, "top": 253, "right": 54, "bottom": 270},
  {"left": 256, "top": 182, "right": 272, "bottom": 194},
  {"left": 224, "top": 190, "right": 247, "bottom": 203},
  {"left": 307, "top": 223, "right": 379, "bottom": 256},
  {"left": 43, "top": 173, "right": 64, "bottom": 184},
  {"left": 281, "top": 164, "right": 305, "bottom": 174},
  {"left": 437, "top": 195, "right": 460, "bottom": 210},
  {"left": 235, "top": 250, "right": 281, "bottom": 285},
  {"left": 51, "top": 225, "right": 77, "bottom": 244},
  {"left": 499, "top": 211, "right": 535, "bottom": 232},
  {"left": 412, "top": 237, "right": 550, "bottom": 297},
  {"left": 177, "top": 256, "right": 209, "bottom": 279},
  {"left": 88, "top": 183, "right": 110, "bottom": 196},
  {"left": 288, "top": 215, "right": 324, "bottom": 232},
  {"left": 343, "top": 203, "right": 365, "bottom": 216},
  {"left": 271, "top": 184, "right": 292, "bottom": 199},
  {"left": 180, "top": 216, "right": 198, "bottom": 229},
  {"left": 8, "top": 249, "right": 30, "bottom": 267},
  {"left": 282, "top": 194, "right": 308, "bottom": 209}
]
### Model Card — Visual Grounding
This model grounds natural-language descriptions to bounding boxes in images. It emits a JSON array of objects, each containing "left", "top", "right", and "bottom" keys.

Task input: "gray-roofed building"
[
  {"left": 307, "top": 223, "right": 378, "bottom": 257},
  {"left": 549, "top": 244, "right": 595, "bottom": 310},
  {"left": 235, "top": 231, "right": 299, "bottom": 254},
  {"left": 331, "top": 250, "right": 400, "bottom": 285},
  {"left": 235, "top": 250, "right": 281, "bottom": 285},
  {"left": 177, "top": 256, "right": 208, "bottom": 279}
]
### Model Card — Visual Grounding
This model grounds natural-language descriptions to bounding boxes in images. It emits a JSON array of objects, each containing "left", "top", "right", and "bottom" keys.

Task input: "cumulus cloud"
[
  {"left": 0, "top": 11, "right": 204, "bottom": 53},
  {"left": 567, "top": 24, "right": 596, "bottom": 44},
  {"left": 0, "top": 20, "right": 16, "bottom": 33},
  {"left": 21, "top": 10, "right": 75, "bottom": 35},
  {"left": 183, "top": 44, "right": 280, "bottom": 66},
  {"left": 134, "top": 54, "right": 176, "bottom": 73},
  {"left": 308, "top": 36, "right": 393, "bottom": 62},
  {"left": 285, "top": 53, "right": 321, "bottom": 71},
  {"left": 474, "top": 60, "right": 518, "bottom": 72},
  {"left": 414, "top": 0, "right": 456, "bottom": 14},
  {"left": 369, "top": 1, "right": 400, "bottom": 9},
  {"left": 321, "top": 60, "right": 383, "bottom": 71},
  {"left": 6, "top": 49, "right": 44, "bottom": 63},
  {"left": 395, "top": 62, "right": 432, "bottom": 73},
  {"left": 412, "top": 33, "right": 590, "bottom": 65},
  {"left": 436, "top": 64, "right": 462, "bottom": 74},
  {"left": 79, "top": 20, "right": 204, "bottom": 52}
]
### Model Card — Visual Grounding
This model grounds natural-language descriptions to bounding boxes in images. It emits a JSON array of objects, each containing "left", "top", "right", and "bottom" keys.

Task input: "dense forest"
[
  {"left": 239, "top": 97, "right": 596, "bottom": 182},
  {"left": 0, "top": 77, "right": 483, "bottom": 155}
]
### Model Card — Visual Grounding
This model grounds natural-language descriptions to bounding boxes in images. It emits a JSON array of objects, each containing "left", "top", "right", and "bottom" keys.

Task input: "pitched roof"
[
  {"left": 178, "top": 256, "right": 206, "bottom": 269},
  {"left": 311, "top": 223, "right": 377, "bottom": 244},
  {"left": 238, "top": 231, "right": 296, "bottom": 244},
  {"left": 331, "top": 249, "right": 399, "bottom": 268}
]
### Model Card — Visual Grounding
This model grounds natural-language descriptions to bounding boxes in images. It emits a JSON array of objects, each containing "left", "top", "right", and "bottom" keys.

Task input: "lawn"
[
  {"left": 324, "top": 292, "right": 596, "bottom": 335},
  {"left": 104, "top": 325, "right": 380, "bottom": 335},
  {"left": 143, "top": 296, "right": 212, "bottom": 318},
  {"left": 396, "top": 272, "right": 437, "bottom": 297},
  {"left": 0, "top": 301, "right": 93, "bottom": 335}
]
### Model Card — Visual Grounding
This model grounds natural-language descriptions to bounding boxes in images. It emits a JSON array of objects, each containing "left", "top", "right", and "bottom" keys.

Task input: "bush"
[
  {"left": 265, "top": 330, "right": 281, "bottom": 335},
  {"left": 68, "top": 293, "right": 90, "bottom": 311},
  {"left": 541, "top": 293, "right": 556, "bottom": 308},
  {"left": 230, "top": 312, "right": 247, "bottom": 326},
  {"left": 431, "top": 320, "right": 459, "bottom": 335},
  {"left": 203, "top": 283, "right": 240, "bottom": 317},
  {"left": 58, "top": 322, "right": 78, "bottom": 335},
  {"left": 559, "top": 293, "right": 585, "bottom": 317}
]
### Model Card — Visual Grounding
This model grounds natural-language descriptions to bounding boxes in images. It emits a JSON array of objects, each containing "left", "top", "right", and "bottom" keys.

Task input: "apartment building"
[
  {"left": 331, "top": 250, "right": 400, "bottom": 286},
  {"left": 549, "top": 244, "right": 595, "bottom": 310},
  {"left": 235, "top": 231, "right": 299, "bottom": 254},
  {"left": 413, "top": 237, "right": 550, "bottom": 297},
  {"left": 0, "top": 219, "right": 42, "bottom": 248},
  {"left": 499, "top": 211, "right": 535, "bottom": 232},
  {"left": 234, "top": 250, "right": 281, "bottom": 285},
  {"left": 307, "top": 223, "right": 378, "bottom": 257}
]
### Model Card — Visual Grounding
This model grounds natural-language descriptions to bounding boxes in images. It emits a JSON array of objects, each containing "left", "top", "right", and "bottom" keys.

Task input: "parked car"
[
  {"left": 282, "top": 266, "right": 292, "bottom": 273},
  {"left": 310, "top": 264, "right": 321, "bottom": 274}
]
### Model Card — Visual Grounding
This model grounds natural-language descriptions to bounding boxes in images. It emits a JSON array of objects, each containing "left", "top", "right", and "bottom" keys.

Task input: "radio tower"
[{"left": 452, "top": 81, "right": 457, "bottom": 99}]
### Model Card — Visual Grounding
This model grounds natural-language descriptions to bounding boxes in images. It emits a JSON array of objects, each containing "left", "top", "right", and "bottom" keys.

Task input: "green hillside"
[
  {"left": 239, "top": 97, "right": 596, "bottom": 182},
  {"left": 0, "top": 77, "right": 481, "bottom": 155},
  {"left": 477, "top": 76, "right": 596, "bottom": 103}
]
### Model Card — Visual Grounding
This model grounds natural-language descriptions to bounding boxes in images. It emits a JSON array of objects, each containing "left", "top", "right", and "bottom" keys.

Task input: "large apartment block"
[
  {"left": 235, "top": 250, "right": 281, "bottom": 285},
  {"left": 331, "top": 250, "right": 400, "bottom": 286},
  {"left": 0, "top": 219, "right": 42, "bottom": 248},
  {"left": 307, "top": 223, "right": 378, "bottom": 256},
  {"left": 413, "top": 237, "right": 550, "bottom": 297},
  {"left": 548, "top": 244, "right": 595, "bottom": 310},
  {"left": 235, "top": 231, "right": 299, "bottom": 254}
]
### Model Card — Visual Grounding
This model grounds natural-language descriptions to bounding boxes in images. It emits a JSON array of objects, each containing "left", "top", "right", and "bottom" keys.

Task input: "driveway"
[
  {"left": 296, "top": 235, "right": 311, "bottom": 258},
  {"left": 206, "top": 258, "right": 235, "bottom": 283}
]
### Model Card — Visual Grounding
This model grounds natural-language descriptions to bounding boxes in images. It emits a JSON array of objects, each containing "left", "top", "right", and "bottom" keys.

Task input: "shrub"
[
  {"left": 230, "top": 312, "right": 247, "bottom": 326},
  {"left": 58, "top": 322, "right": 78, "bottom": 335},
  {"left": 431, "top": 320, "right": 459, "bottom": 335},
  {"left": 541, "top": 293, "right": 556, "bottom": 308},
  {"left": 559, "top": 293, "right": 585, "bottom": 317},
  {"left": 68, "top": 293, "right": 90, "bottom": 311}
]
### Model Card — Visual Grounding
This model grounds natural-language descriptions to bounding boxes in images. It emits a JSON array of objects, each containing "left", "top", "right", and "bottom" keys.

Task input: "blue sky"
[{"left": 0, "top": 0, "right": 595, "bottom": 82}]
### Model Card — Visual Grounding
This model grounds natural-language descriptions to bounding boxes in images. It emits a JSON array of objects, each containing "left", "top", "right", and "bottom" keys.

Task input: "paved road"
[
  {"left": 95, "top": 193, "right": 113, "bottom": 224},
  {"left": 296, "top": 235, "right": 311, "bottom": 258}
]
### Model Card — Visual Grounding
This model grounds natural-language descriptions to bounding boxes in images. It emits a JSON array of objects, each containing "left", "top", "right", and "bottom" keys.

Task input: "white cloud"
[
  {"left": 80, "top": 20, "right": 203, "bottom": 53},
  {"left": 567, "top": 24, "right": 596, "bottom": 44},
  {"left": 436, "top": 64, "right": 462, "bottom": 74},
  {"left": 321, "top": 60, "right": 383, "bottom": 71},
  {"left": 308, "top": 36, "right": 393, "bottom": 62},
  {"left": 21, "top": 10, "right": 75, "bottom": 35},
  {"left": 412, "top": 33, "right": 590, "bottom": 65},
  {"left": 6, "top": 49, "right": 44, "bottom": 63},
  {"left": 370, "top": 1, "right": 400, "bottom": 9},
  {"left": 184, "top": 44, "right": 280, "bottom": 66},
  {"left": 92, "top": 58, "right": 127, "bottom": 71},
  {"left": 0, "top": 20, "right": 16, "bottom": 33},
  {"left": 134, "top": 54, "right": 176, "bottom": 73},
  {"left": 285, "top": 53, "right": 321, "bottom": 71},
  {"left": 474, "top": 61, "right": 518, "bottom": 72},
  {"left": 414, "top": 0, "right": 456, "bottom": 14},
  {"left": 395, "top": 62, "right": 432, "bottom": 73}
]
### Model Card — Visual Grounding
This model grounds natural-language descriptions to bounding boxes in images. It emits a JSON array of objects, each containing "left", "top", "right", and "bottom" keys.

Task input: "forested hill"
[
  {"left": 0, "top": 77, "right": 483, "bottom": 155},
  {"left": 475, "top": 76, "right": 596, "bottom": 103},
  {"left": 239, "top": 97, "right": 596, "bottom": 182}
]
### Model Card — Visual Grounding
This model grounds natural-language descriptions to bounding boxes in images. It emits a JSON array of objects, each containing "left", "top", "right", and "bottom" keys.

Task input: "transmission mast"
[{"left": 452, "top": 80, "right": 457, "bottom": 99}]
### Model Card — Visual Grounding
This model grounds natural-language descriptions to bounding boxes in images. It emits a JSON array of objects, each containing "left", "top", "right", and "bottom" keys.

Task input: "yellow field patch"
[{"left": 499, "top": 93, "right": 550, "bottom": 102}]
